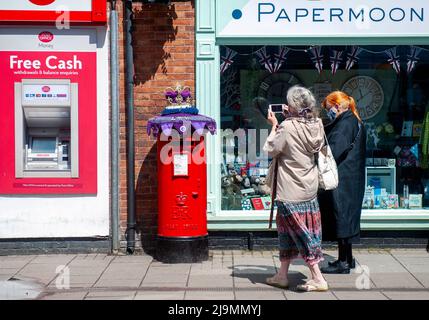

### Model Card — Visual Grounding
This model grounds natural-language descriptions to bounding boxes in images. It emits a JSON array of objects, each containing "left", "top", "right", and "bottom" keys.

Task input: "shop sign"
[
  {"left": 0, "top": 0, "right": 106, "bottom": 25},
  {"left": 217, "top": 0, "right": 429, "bottom": 38}
]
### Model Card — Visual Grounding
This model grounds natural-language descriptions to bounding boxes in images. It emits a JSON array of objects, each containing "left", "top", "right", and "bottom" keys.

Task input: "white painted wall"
[{"left": 0, "top": 27, "right": 110, "bottom": 238}]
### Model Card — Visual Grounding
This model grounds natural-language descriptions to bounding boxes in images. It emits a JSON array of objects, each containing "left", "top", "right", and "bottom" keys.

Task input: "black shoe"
[
  {"left": 321, "top": 261, "right": 351, "bottom": 274},
  {"left": 328, "top": 258, "right": 356, "bottom": 269}
]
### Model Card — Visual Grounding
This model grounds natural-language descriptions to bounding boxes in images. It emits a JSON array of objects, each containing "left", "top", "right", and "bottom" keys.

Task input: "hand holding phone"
[{"left": 269, "top": 104, "right": 288, "bottom": 114}]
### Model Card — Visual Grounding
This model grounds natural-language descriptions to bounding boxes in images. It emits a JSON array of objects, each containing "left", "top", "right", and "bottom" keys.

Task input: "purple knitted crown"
[{"left": 165, "top": 84, "right": 193, "bottom": 107}]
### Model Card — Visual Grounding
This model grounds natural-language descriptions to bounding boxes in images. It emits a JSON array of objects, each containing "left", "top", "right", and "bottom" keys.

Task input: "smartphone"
[{"left": 269, "top": 104, "right": 287, "bottom": 114}]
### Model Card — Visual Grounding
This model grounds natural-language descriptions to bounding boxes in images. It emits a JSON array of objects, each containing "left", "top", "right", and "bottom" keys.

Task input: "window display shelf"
[{"left": 207, "top": 209, "right": 429, "bottom": 231}]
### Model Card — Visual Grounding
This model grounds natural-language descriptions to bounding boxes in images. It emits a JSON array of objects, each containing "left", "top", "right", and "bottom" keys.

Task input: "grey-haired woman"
[{"left": 263, "top": 85, "right": 328, "bottom": 291}]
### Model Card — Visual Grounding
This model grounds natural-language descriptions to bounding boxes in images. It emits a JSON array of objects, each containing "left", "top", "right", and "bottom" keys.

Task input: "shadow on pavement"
[{"left": 230, "top": 265, "right": 307, "bottom": 288}]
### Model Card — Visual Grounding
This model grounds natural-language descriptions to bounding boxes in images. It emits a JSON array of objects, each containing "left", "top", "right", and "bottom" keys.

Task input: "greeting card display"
[
  {"left": 251, "top": 197, "right": 265, "bottom": 210},
  {"left": 261, "top": 196, "right": 272, "bottom": 210},
  {"left": 241, "top": 198, "right": 252, "bottom": 210}
]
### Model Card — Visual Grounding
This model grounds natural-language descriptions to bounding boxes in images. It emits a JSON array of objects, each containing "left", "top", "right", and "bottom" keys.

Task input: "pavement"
[{"left": 0, "top": 249, "right": 429, "bottom": 300}]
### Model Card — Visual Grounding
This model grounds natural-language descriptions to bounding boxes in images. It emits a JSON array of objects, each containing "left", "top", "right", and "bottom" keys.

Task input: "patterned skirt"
[{"left": 276, "top": 198, "right": 324, "bottom": 266}]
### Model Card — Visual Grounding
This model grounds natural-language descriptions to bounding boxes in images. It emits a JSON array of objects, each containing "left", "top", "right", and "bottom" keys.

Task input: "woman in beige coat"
[{"left": 264, "top": 85, "right": 328, "bottom": 291}]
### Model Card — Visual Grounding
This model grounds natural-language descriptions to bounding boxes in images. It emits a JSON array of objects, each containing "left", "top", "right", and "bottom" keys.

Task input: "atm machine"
[{"left": 15, "top": 79, "right": 79, "bottom": 178}]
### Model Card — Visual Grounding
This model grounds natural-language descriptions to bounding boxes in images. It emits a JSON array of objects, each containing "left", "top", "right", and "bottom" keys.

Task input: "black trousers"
[{"left": 338, "top": 238, "right": 353, "bottom": 264}]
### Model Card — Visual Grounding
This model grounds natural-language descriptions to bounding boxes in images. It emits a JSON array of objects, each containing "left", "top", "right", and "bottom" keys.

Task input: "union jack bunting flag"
[
  {"left": 220, "top": 47, "right": 238, "bottom": 74},
  {"left": 345, "top": 46, "right": 363, "bottom": 71},
  {"left": 386, "top": 47, "right": 401, "bottom": 74},
  {"left": 256, "top": 47, "right": 275, "bottom": 73},
  {"left": 309, "top": 46, "right": 324, "bottom": 74},
  {"left": 330, "top": 50, "right": 343, "bottom": 75},
  {"left": 407, "top": 46, "right": 422, "bottom": 74},
  {"left": 273, "top": 46, "right": 290, "bottom": 73}
]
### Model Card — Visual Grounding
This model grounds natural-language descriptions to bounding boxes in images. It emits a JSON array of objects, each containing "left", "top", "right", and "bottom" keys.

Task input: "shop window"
[{"left": 220, "top": 45, "right": 429, "bottom": 211}]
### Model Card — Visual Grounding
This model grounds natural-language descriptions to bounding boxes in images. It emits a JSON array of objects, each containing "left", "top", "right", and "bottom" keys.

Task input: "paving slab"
[
  {"left": 0, "top": 255, "right": 36, "bottom": 260},
  {"left": 99, "top": 267, "right": 149, "bottom": 280},
  {"left": 332, "top": 290, "right": 388, "bottom": 300},
  {"left": 104, "top": 262, "right": 151, "bottom": 271},
  {"left": 74, "top": 254, "right": 101, "bottom": 260},
  {"left": 47, "top": 274, "right": 100, "bottom": 288},
  {"left": 66, "top": 266, "right": 108, "bottom": 276},
  {"left": 322, "top": 272, "right": 375, "bottom": 290},
  {"left": 370, "top": 273, "right": 424, "bottom": 289},
  {"left": 68, "top": 260, "right": 112, "bottom": 268},
  {"left": 40, "top": 291, "right": 88, "bottom": 300},
  {"left": 392, "top": 257, "right": 429, "bottom": 268},
  {"left": 142, "top": 274, "right": 189, "bottom": 284},
  {"left": 284, "top": 290, "right": 338, "bottom": 300},
  {"left": 353, "top": 254, "right": 408, "bottom": 273},
  {"left": 2, "top": 250, "right": 429, "bottom": 300},
  {"left": 92, "top": 254, "right": 113, "bottom": 261},
  {"left": 410, "top": 273, "right": 429, "bottom": 288},
  {"left": 235, "top": 290, "right": 286, "bottom": 300},
  {"left": 390, "top": 249, "right": 429, "bottom": 257},
  {"left": 84, "top": 290, "right": 136, "bottom": 300},
  {"left": 145, "top": 269, "right": 190, "bottom": 277},
  {"left": 233, "top": 272, "right": 273, "bottom": 289},
  {"left": 184, "top": 290, "right": 235, "bottom": 300},
  {"left": 233, "top": 258, "right": 275, "bottom": 265},
  {"left": 93, "top": 278, "right": 142, "bottom": 288},
  {"left": 187, "top": 275, "right": 233, "bottom": 288},
  {"left": 0, "top": 260, "right": 33, "bottom": 270},
  {"left": 0, "top": 268, "right": 19, "bottom": 276},
  {"left": 382, "top": 290, "right": 429, "bottom": 300},
  {"left": 30, "top": 255, "right": 76, "bottom": 265},
  {"left": 134, "top": 290, "right": 186, "bottom": 300},
  {"left": 14, "top": 274, "right": 56, "bottom": 286},
  {"left": 111, "top": 256, "right": 154, "bottom": 264},
  {"left": 212, "top": 261, "right": 234, "bottom": 268},
  {"left": 190, "top": 266, "right": 231, "bottom": 276},
  {"left": 141, "top": 282, "right": 187, "bottom": 288}
]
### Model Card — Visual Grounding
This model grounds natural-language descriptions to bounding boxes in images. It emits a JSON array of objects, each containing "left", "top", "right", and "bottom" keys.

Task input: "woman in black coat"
[{"left": 318, "top": 91, "right": 366, "bottom": 274}]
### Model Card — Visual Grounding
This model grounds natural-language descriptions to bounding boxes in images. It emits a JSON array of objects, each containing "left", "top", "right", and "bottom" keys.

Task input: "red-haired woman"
[{"left": 319, "top": 91, "right": 366, "bottom": 274}]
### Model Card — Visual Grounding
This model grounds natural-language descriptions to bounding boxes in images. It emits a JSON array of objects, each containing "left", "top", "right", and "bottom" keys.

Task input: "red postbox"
[{"left": 148, "top": 110, "right": 216, "bottom": 263}]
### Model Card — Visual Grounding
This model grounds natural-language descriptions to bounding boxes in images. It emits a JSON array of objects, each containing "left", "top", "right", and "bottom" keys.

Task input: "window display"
[{"left": 220, "top": 45, "right": 429, "bottom": 211}]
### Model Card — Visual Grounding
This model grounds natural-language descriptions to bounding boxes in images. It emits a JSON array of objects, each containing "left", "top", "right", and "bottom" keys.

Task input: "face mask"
[{"left": 326, "top": 108, "right": 337, "bottom": 121}]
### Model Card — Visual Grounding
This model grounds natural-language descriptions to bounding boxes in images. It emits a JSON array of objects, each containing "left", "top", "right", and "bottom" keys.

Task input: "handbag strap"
[{"left": 268, "top": 158, "right": 279, "bottom": 229}]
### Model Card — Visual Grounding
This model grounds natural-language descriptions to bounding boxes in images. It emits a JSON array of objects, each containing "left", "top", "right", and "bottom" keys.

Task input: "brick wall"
[{"left": 116, "top": 0, "right": 196, "bottom": 253}]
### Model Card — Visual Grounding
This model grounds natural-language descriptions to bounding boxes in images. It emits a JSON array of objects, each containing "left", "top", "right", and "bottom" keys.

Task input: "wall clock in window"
[
  {"left": 341, "top": 76, "right": 385, "bottom": 120},
  {"left": 253, "top": 72, "right": 303, "bottom": 116}
]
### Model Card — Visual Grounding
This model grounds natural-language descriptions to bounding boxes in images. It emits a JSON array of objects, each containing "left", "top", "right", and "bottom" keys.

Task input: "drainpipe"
[
  {"left": 124, "top": 0, "right": 136, "bottom": 254},
  {"left": 110, "top": 0, "right": 120, "bottom": 253}
]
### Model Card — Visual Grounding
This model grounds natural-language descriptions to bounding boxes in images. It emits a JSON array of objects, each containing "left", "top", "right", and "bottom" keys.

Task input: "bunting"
[
  {"left": 309, "top": 46, "right": 324, "bottom": 74},
  {"left": 255, "top": 47, "right": 275, "bottom": 73},
  {"left": 330, "top": 50, "right": 343, "bottom": 75},
  {"left": 220, "top": 47, "right": 238, "bottom": 74},
  {"left": 219, "top": 45, "right": 429, "bottom": 76},
  {"left": 345, "top": 46, "right": 363, "bottom": 71},
  {"left": 386, "top": 47, "right": 401, "bottom": 74},
  {"left": 273, "top": 46, "right": 290, "bottom": 73},
  {"left": 407, "top": 46, "right": 422, "bottom": 74}
]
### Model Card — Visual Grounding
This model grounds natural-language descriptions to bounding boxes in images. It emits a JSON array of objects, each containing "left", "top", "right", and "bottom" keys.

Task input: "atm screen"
[{"left": 32, "top": 137, "right": 56, "bottom": 153}]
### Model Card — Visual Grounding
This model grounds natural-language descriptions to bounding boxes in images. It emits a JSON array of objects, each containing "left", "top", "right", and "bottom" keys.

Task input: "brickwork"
[{"left": 116, "top": 1, "right": 196, "bottom": 253}]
